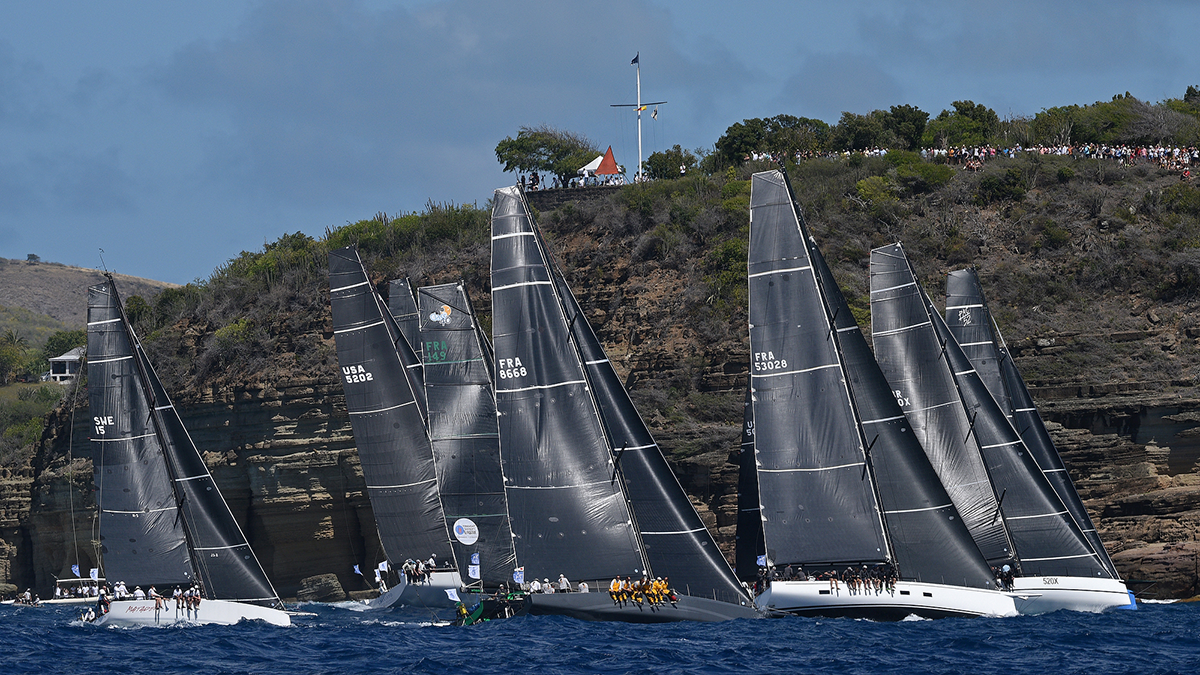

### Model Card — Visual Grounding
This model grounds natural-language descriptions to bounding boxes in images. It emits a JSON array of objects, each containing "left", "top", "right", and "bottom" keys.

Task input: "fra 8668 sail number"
[
  {"left": 498, "top": 357, "right": 527, "bottom": 379},
  {"left": 753, "top": 351, "right": 787, "bottom": 372}
]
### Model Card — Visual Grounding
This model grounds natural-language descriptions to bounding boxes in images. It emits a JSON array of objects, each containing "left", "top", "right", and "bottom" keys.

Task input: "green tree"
[
  {"left": 763, "top": 115, "right": 830, "bottom": 156},
  {"left": 714, "top": 118, "right": 768, "bottom": 166},
  {"left": 882, "top": 104, "right": 929, "bottom": 150},
  {"left": 40, "top": 329, "right": 86, "bottom": 363},
  {"left": 830, "top": 111, "right": 892, "bottom": 151},
  {"left": 645, "top": 145, "right": 698, "bottom": 180},
  {"left": 495, "top": 125, "right": 599, "bottom": 186},
  {"left": 923, "top": 101, "right": 1000, "bottom": 147}
]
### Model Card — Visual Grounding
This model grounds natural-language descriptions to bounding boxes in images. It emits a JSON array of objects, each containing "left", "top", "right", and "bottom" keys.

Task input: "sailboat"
[
  {"left": 490, "top": 185, "right": 757, "bottom": 622},
  {"left": 944, "top": 269, "right": 1135, "bottom": 612},
  {"left": 743, "top": 170, "right": 1015, "bottom": 619},
  {"left": 870, "top": 243, "right": 1135, "bottom": 613},
  {"left": 86, "top": 276, "right": 290, "bottom": 626},
  {"left": 328, "top": 248, "right": 461, "bottom": 609}
]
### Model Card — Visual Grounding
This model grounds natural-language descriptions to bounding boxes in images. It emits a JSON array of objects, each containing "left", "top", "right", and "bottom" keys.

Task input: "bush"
[{"left": 975, "top": 167, "right": 1028, "bottom": 205}]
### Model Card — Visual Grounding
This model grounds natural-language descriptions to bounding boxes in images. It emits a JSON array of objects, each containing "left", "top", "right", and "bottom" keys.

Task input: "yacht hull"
[
  {"left": 756, "top": 580, "right": 1017, "bottom": 620},
  {"left": 92, "top": 599, "right": 291, "bottom": 627},
  {"left": 361, "top": 571, "right": 463, "bottom": 610},
  {"left": 1010, "top": 576, "right": 1136, "bottom": 614},
  {"left": 526, "top": 592, "right": 759, "bottom": 623}
]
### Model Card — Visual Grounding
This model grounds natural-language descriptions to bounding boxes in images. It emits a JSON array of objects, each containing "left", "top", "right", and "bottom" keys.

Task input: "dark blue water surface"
[{"left": 2, "top": 601, "right": 1197, "bottom": 675}]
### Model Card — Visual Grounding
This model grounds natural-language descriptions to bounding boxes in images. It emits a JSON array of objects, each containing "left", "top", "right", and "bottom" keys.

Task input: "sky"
[{"left": 2, "top": 0, "right": 1198, "bottom": 285}]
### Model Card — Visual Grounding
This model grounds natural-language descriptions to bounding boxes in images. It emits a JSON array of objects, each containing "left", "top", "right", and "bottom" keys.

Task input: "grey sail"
[
  {"left": 750, "top": 170, "right": 996, "bottom": 590},
  {"left": 734, "top": 378, "right": 765, "bottom": 583},
  {"left": 748, "top": 171, "right": 890, "bottom": 567},
  {"left": 945, "top": 269, "right": 1119, "bottom": 578},
  {"left": 550, "top": 250, "right": 749, "bottom": 605},
  {"left": 385, "top": 277, "right": 428, "bottom": 417},
  {"left": 329, "top": 247, "right": 454, "bottom": 568},
  {"left": 870, "top": 243, "right": 1016, "bottom": 566},
  {"left": 416, "top": 282, "right": 518, "bottom": 587},
  {"left": 88, "top": 279, "right": 283, "bottom": 606},
  {"left": 490, "top": 186, "right": 645, "bottom": 585}
]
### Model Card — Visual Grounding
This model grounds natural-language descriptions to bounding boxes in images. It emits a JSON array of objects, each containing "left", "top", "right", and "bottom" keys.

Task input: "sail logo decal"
[
  {"left": 93, "top": 416, "right": 114, "bottom": 435},
  {"left": 498, "top": 357, "right": 527, "bottom": 380},
  {"left": 957, "top": 307, "right": 973, "bottom": 326},
  {"left": 429, "top": 304, "right": 453, "bottom": 325},
  {"left": 453, "top": 518, "right": 480, "bottom": 545},
  {"left": 893, "top": 389, "right": 911, "bottom": 407},
  {"left": 342, "top": 365, "right": 374, "bottom": 384},
  {"left": 753, "top": 351, "right": 788, "bottom": 372}
]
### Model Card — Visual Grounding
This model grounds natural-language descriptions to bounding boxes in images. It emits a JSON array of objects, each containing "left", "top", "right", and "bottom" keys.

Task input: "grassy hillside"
[{"left": 0, "top": 257, "right": 176, "bottom": 327}]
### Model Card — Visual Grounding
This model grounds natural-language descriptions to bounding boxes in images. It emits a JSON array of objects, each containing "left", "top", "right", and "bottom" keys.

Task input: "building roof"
[{"left": 49, "top": 346, "right": 85, "bottom": 362}]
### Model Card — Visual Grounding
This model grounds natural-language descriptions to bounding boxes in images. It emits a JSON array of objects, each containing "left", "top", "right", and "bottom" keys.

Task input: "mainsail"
[
  {"left": 748, "top": 171, "right": 890, "bottom": 567},
  {"left": 88, "top": 278, "right": 283, "bottom": 606},
  {"left": 550, "top": 247, "right": 748, "bottom": 604},
  {"left": 329, "top": 247, "right": 454, "bottom": 568},
  {"left": 416, "top": 282, "right": 519, "bottom": 587},
  {"left": 387, "top": 278, "right": 428, "bottom": 400},
  {"left": 870, "top": 243, "right": 1016, "bottom": 566},
  {"left": 945, "top": 269, "right": 1119, "bottom": 578},
  {"left": 749, "top": 170, "right": 996, "bottom": 589},
  {"left": 490, "top": 186, "right": 645, "bottom": 584}
]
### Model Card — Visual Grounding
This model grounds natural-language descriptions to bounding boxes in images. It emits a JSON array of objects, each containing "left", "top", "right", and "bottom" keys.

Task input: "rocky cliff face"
[{"left": 4, "top": 177, "right": 1200, "bottom": 601}]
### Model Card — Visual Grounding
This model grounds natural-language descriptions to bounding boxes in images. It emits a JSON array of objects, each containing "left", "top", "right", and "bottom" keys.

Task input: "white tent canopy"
[{"left": 577, "top": 154, "right": 604, "bottom": 175}]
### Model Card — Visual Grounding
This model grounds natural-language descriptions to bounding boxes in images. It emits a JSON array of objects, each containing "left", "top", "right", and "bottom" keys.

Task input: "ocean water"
[{"left": 1, "top": 600, "right": 1196, "bottom": 675}]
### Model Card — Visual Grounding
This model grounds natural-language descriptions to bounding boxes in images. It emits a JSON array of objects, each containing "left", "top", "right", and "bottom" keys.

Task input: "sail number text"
[
  {"left": 893, "top": 390, "right": 911, "bottom": 407},
  {"left": 753, "top": 351, "right": 787, "bottom": 372},
  {"left": 497, "top": 357, "right": 527, "bottom": 380},
  {"left": 342, "top": 365, "right": 374, "bottom": 384},
  {"left": 94, "top": 416, "right": 114, "bottom": 435}
]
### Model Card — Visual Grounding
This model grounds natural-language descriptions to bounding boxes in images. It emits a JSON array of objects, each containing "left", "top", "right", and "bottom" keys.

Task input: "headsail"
[
  {"left": 734, "top": 377, "right": 765, "bottom": 583},
  {"left": 747, "top": 171, "right": 890, "bottom": 567},
  {"left": 946, "top": 269, "right": 1119, "bottom": 578},
  {"left": 88, "top": 279, "right": 283, "bottom": 606},
  {"left": 417, "top": 282, "right": 519, "bottom": 587},
  {"left": 329, "top": 247, "right": 454, "bottom": 568},
  {"left": 491, "top": 186, "right": 645, "bottom": 584},
  {"left": 870, "top": 243, "right": 1016, "bottom": 566},
  {"left": 550, "top": 247, "right": 748, "bottom": 604}
]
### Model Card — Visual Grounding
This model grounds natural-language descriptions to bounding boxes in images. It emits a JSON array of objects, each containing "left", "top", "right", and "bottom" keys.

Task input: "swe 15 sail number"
[{"left": 94, "top": 416, "right": 114, "bottom": 435}]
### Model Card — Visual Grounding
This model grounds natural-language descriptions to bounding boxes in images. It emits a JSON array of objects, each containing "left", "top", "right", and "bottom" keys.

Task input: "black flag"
[{"left": 631, "top": 53, "right": 639, "bottom": 65}]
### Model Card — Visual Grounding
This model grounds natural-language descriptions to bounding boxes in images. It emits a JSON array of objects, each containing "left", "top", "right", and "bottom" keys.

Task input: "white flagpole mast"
[
  {"left": 611, "top": 52, "right": 665, "bottom": 182},
  {"left": 635, "top": 55, "right": 642, "bottom": 181}
]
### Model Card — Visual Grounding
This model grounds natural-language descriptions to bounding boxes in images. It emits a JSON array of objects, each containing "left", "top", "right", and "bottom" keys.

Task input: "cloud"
[{"left": 775, "top": 54, "right": 905, "bottom": 122}]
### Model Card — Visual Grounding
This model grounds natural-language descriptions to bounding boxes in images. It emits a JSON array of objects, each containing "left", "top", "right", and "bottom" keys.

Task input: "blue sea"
[{"left": 2, "top": 601, "right": 1196, "bottom": 675}]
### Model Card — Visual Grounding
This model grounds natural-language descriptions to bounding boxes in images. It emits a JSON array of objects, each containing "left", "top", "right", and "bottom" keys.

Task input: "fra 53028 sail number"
[{"left": 753, "top": 351, "right": 787, "bottom": 372}]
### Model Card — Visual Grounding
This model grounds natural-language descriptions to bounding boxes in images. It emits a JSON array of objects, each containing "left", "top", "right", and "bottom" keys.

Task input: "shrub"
[{"left": 975, "top": 168, "right": 1027, "bottom": 205}]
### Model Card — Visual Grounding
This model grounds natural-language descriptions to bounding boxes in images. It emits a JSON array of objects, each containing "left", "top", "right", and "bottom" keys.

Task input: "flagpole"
[
  {"left": 611, "top": 53, "right": 665, "bottom": 182},
  {"left": 636, "top": 57, "right": 642, "bottom": 181}
]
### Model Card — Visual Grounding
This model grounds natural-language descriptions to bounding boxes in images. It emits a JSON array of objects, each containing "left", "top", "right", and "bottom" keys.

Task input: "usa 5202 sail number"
[
  {"left": 753, "top": 351, "right": 787, "bottom": 372},
  {"left": 342, "top": 365, "right": 374, "bottom": 384},
  {"left": 497, "top": 357, "right": 527, "bottom": 379}
]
